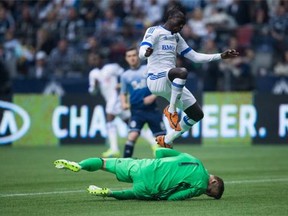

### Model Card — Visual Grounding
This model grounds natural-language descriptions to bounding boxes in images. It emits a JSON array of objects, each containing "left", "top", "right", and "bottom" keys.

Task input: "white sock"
[
  {"left": 106, "top": 121, "right": 118, "bottom": 152},
  {"left": 169, "top": 78, "right": 186, "bottom": 113},
  {"left": 140, "top": 128, "right": 156, "bottom": 146},
  {"left": 164, "top": 115, "right": 196, "bottom": 144}
]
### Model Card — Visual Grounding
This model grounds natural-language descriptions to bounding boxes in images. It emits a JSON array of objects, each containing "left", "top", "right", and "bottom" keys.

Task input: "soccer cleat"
[
  {"left": 163, "top": 106, "right": 181, "bottom": 131},
  {"left": 155, "top": 135, "right": 173, "bottom": 149},
  {"left": 101, "top": 149, "right": 120, "bottom": 158},
  {"left": 88, "top": 185, "right": 111, "bottom": 197},
  {"left": 54, "top": 159, "right": 81, "bottom": 172}
]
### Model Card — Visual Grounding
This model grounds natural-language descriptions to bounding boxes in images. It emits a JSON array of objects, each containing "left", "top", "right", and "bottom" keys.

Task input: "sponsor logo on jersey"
[{"left": 162, "top": 45, "right": 176, "bottom": 51}]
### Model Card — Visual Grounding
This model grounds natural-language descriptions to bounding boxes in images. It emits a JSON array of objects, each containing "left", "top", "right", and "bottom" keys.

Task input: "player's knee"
[
  {"left": 185, "top": 103, "right": 204, "bottom": 122},
  {"left": 187, "top": 109, "right": 204, "bottom": 122},
  {"left": 168, "top": 67, "right": 188, "bottom": 80},
  {"left": 177, "top": 68, "right": 188, "bottom": 79}
]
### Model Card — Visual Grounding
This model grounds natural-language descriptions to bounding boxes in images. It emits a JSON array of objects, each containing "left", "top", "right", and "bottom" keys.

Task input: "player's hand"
[
  {"left": 87, "top": 185, "right": 111, "bottom": 197},
  {"left": 221, "top": 49, "right": 239, "bottom": 59},
  {"left": 122, "top": 103, "right": 130, "bottom": 110},
  {"left": 143, "top": 95, "right": 157, "bottom": 105},
  {"left": 145, "top": 47, "right": 153, "bottom": 57}
]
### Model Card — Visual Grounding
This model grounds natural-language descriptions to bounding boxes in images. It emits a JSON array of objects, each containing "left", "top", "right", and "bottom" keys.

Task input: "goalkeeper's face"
[{"left": 206, "top": 175, "right": 224, "bottom": 199}]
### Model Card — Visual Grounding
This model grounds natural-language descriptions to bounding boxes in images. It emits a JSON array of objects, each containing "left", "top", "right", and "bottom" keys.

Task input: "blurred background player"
[
  {"left": 54, "top": 148, "right": 224, "bottom": 201},
  {"left": 120, "top": 47, "right": 166, "bottom": 157},
  {"left": 89, "top": 53, "right": 130, "bottom": 158},
  {"left": 139, "top": 7, "right": 239, "bottom": 148}
]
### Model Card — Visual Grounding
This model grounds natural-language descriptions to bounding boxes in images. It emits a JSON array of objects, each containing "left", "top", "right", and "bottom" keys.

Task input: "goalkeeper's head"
[{"left": 206, "top": 175, "right": 225, "bottom": 199}]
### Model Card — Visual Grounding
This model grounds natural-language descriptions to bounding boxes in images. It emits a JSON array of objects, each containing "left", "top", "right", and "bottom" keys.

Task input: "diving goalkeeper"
[{"left": 54, "top": 148, "right": 224, "bottom": 201}]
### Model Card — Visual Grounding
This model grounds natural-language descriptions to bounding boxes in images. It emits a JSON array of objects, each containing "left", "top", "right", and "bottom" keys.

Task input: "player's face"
[
  {"left": 125, "top": 50, "right": 139, "bottom": 68},
  {"left": 170, "top": 17, "right": 186, "bottom": 33}
]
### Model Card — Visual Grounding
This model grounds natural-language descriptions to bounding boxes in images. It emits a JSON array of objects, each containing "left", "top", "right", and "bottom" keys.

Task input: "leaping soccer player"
[
  {"left": 139, "top": 7, "right": 239, "bottom": 148},
  {"left": 54, "top": 148, "right": 224, "bottom": 201}
]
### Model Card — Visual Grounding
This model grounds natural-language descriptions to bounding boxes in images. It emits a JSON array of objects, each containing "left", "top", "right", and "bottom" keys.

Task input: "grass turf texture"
[{"left": 1, "top": 143, "right": 288, "bottom": 216}]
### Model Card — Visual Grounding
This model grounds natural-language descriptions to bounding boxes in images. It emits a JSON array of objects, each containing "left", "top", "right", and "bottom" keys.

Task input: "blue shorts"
[{"left": 129, "top": 109, "right": 166, "bottom": 136}]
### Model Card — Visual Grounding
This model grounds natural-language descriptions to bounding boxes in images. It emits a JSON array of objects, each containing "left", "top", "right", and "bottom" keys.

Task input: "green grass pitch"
[{"left": 1, "top": 142, "right": 288, "bottom": 216}]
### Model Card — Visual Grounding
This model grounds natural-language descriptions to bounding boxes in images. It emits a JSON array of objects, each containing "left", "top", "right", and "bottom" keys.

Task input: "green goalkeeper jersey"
[{"left": 111, "top": 148, "right": 209, "bottom": 201}]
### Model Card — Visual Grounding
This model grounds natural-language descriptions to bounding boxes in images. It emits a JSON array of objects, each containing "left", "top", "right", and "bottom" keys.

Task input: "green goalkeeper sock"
[{"left": 79, "top": 158, "right": 103, "bottom": 172}]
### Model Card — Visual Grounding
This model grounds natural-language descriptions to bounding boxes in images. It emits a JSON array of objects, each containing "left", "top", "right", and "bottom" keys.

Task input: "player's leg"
[
  {"left": 123, "top": 131, "right": 139, "bottom": 157},
  {"left": 54, "top": 158, "right": 104, "bottom": 172},
  {"left": 102, "top": 113, "right": 120, "bottom": 157},
  {"left": 163, "top": 67, "right": 188, "bottom": 131},
  {"left": 123, "top": 114, "right": 144, "bottom": 157},
  {"left": 146, "top": 111, "right": 167, "bottom": 150},
  {"left": 156, "top": 88, "right": 203, "bottom": 147}
]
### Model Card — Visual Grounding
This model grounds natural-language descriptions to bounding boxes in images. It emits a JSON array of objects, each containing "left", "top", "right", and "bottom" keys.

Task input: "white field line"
[{"left": 1, "top": 178, "right": 288, "bottom": 198}]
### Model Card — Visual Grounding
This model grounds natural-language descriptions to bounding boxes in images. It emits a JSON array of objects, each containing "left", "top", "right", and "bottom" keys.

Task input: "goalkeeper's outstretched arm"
[{"left": 109, "top": 189, "right": 137, "bottom": 200}]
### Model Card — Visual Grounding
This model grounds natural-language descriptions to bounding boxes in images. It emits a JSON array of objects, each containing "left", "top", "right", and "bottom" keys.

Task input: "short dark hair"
[
  {"left": 125, "top": 46, "right": 138, "bottom": 53},
  {"left": 164, "top": 6, "right": 186, "bottom": 22},
  {"left": 214, "top": 176, "right": 224, "bottom": 199}
]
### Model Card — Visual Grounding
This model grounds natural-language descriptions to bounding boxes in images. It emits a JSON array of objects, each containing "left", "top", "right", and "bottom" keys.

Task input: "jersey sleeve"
[
  {"left": 109, "top": 189, "right": 137, "bottom": 200},
  {"left": 176, "top": 33, "right": 191, "bottom": 55},
  {"left": 139, "top": 26, "right": 158, "bottom": 59},
  {"left": 120, "top": 73, "right": 128, "bottom": 94},
  {"left": 176, "top": 33, "right": 221, "bottom": 63},
  {"left": 112, "top": 64, "right": 124, "bottom": 76},
  {"left": 167, "top": 187, "right": 203, "bottom": 201},
  {"left": 155, "top": 148, "right": 182, "bottom": 158},
  {"left": 88, "top": 69, "right": 99, "bottom": 93}
]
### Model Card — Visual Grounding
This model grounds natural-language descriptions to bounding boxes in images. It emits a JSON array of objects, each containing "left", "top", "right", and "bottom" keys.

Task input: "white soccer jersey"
[
  {"left": 89, "top": 63, "right": 123, "bottom": 102},
  {"left": 139, "top": 26, "right": 187, "bottom": 73},
  {"left": 89, "top": 63, "right": 130, "bottom": 118},
  {"left": 139, "top": 25, "right": 221, "bottom": 74}
]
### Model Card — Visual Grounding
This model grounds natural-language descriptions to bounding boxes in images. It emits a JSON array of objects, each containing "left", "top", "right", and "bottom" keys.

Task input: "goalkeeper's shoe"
[
  {"left": 163, "top": 105, "right": 181, "bottom": 131},
  {"left": 156, "top": 135, "right": 173, "bottom": 149},
  {"left": 54, "top": 159, "right": 81, "bottom": 172},
  {"left": 101, "top": 149, "right": 120, "bottom": 158},
  {"left": 88, "top": 185, "right": 111, "bottom": 197}
]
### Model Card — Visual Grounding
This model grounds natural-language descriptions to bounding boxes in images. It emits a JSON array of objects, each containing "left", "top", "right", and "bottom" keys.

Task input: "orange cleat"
[
  {"left": 163, "top": 106, "right": 181, "bottom": 131},
  {"left": 155, "top": 135, "right": 173, "bottom": 149}
]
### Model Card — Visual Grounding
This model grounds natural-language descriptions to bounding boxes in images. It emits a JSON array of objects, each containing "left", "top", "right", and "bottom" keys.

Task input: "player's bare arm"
[
  {"left": 143, "top": 94, "right": 157, "bottom": 105},
  {"left": 120, "top": 94, "right": 130, "bottom": 110}
]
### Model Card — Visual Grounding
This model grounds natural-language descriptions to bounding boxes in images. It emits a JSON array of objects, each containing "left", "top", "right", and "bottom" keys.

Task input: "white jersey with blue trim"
[
  {"left": 139, "top": 25, "right": 221, "bottom": 75},
  {"left": 89, "top": 63, "right": 124, "bottom": 102},
  {"left": 139, "top": 25, "right": 190, "bottom": 74}
]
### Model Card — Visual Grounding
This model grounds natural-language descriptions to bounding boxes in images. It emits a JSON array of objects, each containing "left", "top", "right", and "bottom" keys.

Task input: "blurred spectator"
[
  {"left": 0, "top": 44, "right": 11, "bottom": 95},
  {"left": 249, "top": 0, "right": 269, "bottom": 25},
  {"left": 96, "top": 7, "right": 123, "bottom": 47},
  {"left": 269, "top": 4, "right": 288, "bottom": 58},
  {"left": 3, "top": 29, "right": 34, "bottom": 77},
  {"left": 15, "top": 4, "right": 36, "bottom": 47},
  {"left": 226, "top": 0, "right": 251, "bottom": 25},
  {"left": 35, "top": 28, "right": 56, "bottom": 55},
  {"left": 145, "top": 0, "right": 164, "bottom": 26},
  {"left": 58, "top": 7, "right": 84, "bottom": 45},
  {"left": 273, "top": 49, "right": 288, "bottom": 76},
  {"left": 219, "top": 47, "right": 254, "bottom": 91},
  {"left": 41, "top": 9, "right": 60, "bottom": 43},
  {"left": 0, "top": 3, "right": 15, "bottom": 43},
  {"left": 29, "top": 50, "right": 50, "bottom": 79},
  {"left": 48, "top": 38, "right": 84, "bottom": 78},
  {"left": 79, "top": 0, "right": 102, "bottom": 37},
  {"left": 199, "top": 39, "right": 222, "bottom": 91},
  {"left": 187, "top": 8, "right": 207, "bottom": 48}
]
